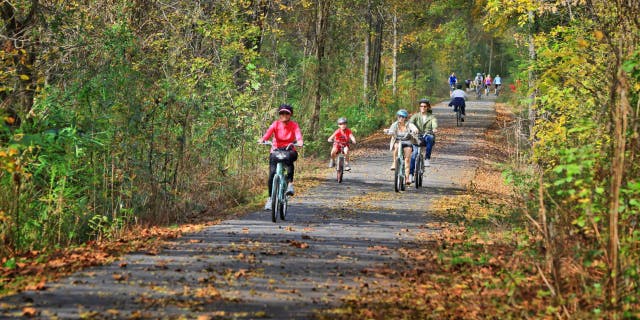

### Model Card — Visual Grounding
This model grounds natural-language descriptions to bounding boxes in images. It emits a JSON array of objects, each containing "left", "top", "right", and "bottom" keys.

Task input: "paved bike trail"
[{"left": 0, "top": 97, "right": 496, "bottom": 319}]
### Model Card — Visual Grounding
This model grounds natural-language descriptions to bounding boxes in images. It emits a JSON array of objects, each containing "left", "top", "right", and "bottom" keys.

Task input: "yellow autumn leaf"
[
  {"left": 594, "top": 30, "right": 604, "bottom": 41},
  {"left": 8, "top": 147, "right": 19, "bottom": 156},
  {"left": 19, "top": 74, "right": 30, "bottom": 81}
]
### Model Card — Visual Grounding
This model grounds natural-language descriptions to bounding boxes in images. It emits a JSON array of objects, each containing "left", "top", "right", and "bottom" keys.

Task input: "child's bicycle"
[
  {"left": 261, "top": 141, "right": 301, "bottom": 223},
  {"left": 329, "top": 141, "right": 350, "bottom": 183}
]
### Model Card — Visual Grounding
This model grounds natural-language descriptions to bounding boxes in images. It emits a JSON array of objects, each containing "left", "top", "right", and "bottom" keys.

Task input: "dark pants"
[
  {"left": 410, "top": 134, "right": 435, "bottom": 175},
  {"left": 268, "top": 150, "right": 298, "bottom": 196},
  {"left": 448, "top": 97, "right": 466, "bottom": 115}
]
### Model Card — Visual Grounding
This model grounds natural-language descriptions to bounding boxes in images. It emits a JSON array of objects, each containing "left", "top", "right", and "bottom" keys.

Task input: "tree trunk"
[
  {"left": 310, "top": 0, "right": 330, "bottom": 139},
  {"left": 488, "top": 37, "right": 493, "bottom": 75},
  {"left": 607, "top": 47, "right": 632, "bottom": 310},
  {"left": 392, "top": 10, "right": 398, "bottom": 97},
  {"left": 367, "top": 6, "right": 384, "bottom": 104},
  {"left": 363, "top": 4, "right": 371, "bottom": 103},
  {"left": 0, "top": 1, "right": 39, "bottom": 122},
  {"left": 527, "top": 10, "right": 537, "bottom": 138}
]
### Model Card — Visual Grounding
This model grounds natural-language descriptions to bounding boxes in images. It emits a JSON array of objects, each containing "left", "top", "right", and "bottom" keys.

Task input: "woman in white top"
[{"left": 383, "top": 109, "right": 419, "bottom": 185}]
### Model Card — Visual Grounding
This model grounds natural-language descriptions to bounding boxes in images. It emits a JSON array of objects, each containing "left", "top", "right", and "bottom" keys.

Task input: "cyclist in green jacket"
[{"left": 409, "top": 99, "right": 438, "bottom": 181}]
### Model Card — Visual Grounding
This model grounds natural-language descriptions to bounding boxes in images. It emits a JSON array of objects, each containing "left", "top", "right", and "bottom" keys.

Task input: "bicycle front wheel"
[
  {"left": 394, "top": 158, "right": 402, "bottom": 192},
  {"left": 337, "top": 155, "right": 344, "bottom": 183},
  {"left": 271, "top": 175, "right": 280, "bottom": 223},
  {"left": 279, "top": 195, "right": 287, "bottom": 220}
]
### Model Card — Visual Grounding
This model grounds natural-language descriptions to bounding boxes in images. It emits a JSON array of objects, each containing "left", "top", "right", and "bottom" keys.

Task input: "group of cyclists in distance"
[
  {"left": 450, "top": 71, "right": 502, "bottom": 97},
  {"left": 258, "top": 71, "right": 499, "bottom": 210}
]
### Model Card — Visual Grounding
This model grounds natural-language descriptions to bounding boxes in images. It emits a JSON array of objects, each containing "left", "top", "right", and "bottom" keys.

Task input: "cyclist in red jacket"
[
  {"left": 327, "top": 117, "right": 357, "bottom": 171},
  {"left": 258, "top": 104, "right": 304, "bottom": 210}
]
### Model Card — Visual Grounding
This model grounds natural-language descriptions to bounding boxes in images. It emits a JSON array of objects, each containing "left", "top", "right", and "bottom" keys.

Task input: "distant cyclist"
[
  {"left": 448, "top": 72, "right": 457, "bottom": 92},
  {"left": 474, "top": 73, "right": 483, "bottom": 95},
  {"left": 448, "top": 84, "right": 468, "bottom": 122},
  {"left": 409, "top": 99, "right": 438, "bottom": 180},
  {"left": 328, "top": 117, "right": 357, "bottom": 171},
  {"left": 258, "top": 104, "right": 304, "bottom": 210},
  {"left": 484, "top": 74, "right": 492, "bottom": 96},
  {"left": 494, "top": 75, "right": 502, "bottom": 95},
  {"left": 383, "top": 109, "right": 419, "bottom": 185}
]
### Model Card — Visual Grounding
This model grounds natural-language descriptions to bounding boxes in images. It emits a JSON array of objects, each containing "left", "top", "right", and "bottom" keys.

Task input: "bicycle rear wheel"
[
  {"left": 456, "top": 109, "right": 462, "bottom": 127},
  {"left": 271, "top": 176, "right": 280, "bottom": 223},
  {"left": 337, "top": 155, "right": 344, "bottom": 183}
]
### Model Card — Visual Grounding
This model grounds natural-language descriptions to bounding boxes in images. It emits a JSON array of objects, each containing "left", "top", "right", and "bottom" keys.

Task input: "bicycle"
[
  {"left": 329, "top": 141, "right": 349, "bottom": 183},
  {"left": 475, "top": 82, "right": 482, "bottom": 100},
  {"left": 261, "top": 141, "right": 301, "bottom": 223}
]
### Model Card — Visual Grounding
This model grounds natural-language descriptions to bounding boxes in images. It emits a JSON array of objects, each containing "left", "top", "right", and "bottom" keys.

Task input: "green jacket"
[{"left": 409, "top": 112, "right": 438, "bottom": 134}]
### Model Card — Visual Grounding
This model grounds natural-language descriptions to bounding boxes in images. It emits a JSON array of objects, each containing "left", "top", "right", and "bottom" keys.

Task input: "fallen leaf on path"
[
  {"left": 22, "top": 307, "right": 38, "bottom": 317},
  {"left": 24, "top": 278, "right": 46, "bottom": 291},
  {"left": 275, "top": 288, "right": 298, "bottom": 294},
  {"left": 287, "top": 240, "right": 309, "bottom": 249}
]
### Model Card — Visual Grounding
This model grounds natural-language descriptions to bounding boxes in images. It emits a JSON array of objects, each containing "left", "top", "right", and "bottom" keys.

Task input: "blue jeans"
[
  {"left": 410, "top": 134, "right": 435, "bottom": 175},
  {"left": 448, "top": 97, "right": 466, "bottom": 115}
]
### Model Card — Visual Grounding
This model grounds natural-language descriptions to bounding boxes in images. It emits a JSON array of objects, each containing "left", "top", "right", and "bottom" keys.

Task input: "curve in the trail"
[{"left": 0, "top": 97, "right": 496, "bottom": 319}]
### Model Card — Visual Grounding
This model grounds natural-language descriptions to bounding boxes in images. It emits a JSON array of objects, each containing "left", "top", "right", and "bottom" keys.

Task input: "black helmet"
[
  {"left": 418, "top": 98, "right": 430, "bottom": 105},
  {"left": 278, "top": 104, "right": 293, "bottom": 114}
]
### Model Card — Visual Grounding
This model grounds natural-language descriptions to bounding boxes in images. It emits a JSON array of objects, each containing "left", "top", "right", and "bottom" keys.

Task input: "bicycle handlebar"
[
  {"left": 259, "top": 141, "right": 302, "bottom": 149},
  {"left": 328, "top": 139, "right": 355, "bottom": 145}
]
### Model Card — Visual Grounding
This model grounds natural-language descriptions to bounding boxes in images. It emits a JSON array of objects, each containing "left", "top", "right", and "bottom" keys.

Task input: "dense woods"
[{"left": 1, "top": 0, "right": 639, "bottom": 317}]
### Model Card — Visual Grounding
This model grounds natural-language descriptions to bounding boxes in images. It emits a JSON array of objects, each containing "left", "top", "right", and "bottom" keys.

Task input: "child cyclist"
[
  {"left": 327, "top": 117, "right": 357, "bottom": 171},
  {"left": 258, "top": 104, "right": 304, "bottom": 211}
]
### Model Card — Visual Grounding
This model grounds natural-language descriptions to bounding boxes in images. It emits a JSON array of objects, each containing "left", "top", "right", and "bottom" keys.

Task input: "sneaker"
[
  {"left": 425, "top": 159, "right": 431, "bottom": 167},
  {"left": 344, "top": 163, "right": 351, "bottom": 171},
  {"left": 410, "top": 174, "right": 414, "bottom": 183},
  {"left": 286, "top": 183, "right": 295, "bottom": 196},
  {"left": 390, "top": 166, "right": 395, "bottom": 171},
  {"left": 329, "top": 159, "right": 335, "bottom": 168},
  {"left": 461, "top": 117, "right": 464, "bottom": 122},
  {"left": 264, "top": 198, "right": 272, "bottom": 211}
]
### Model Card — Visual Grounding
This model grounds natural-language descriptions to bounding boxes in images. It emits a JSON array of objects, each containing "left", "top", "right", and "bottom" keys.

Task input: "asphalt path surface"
[{"left": 1, "top": 96, "right": 496, "bottom": 319}]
